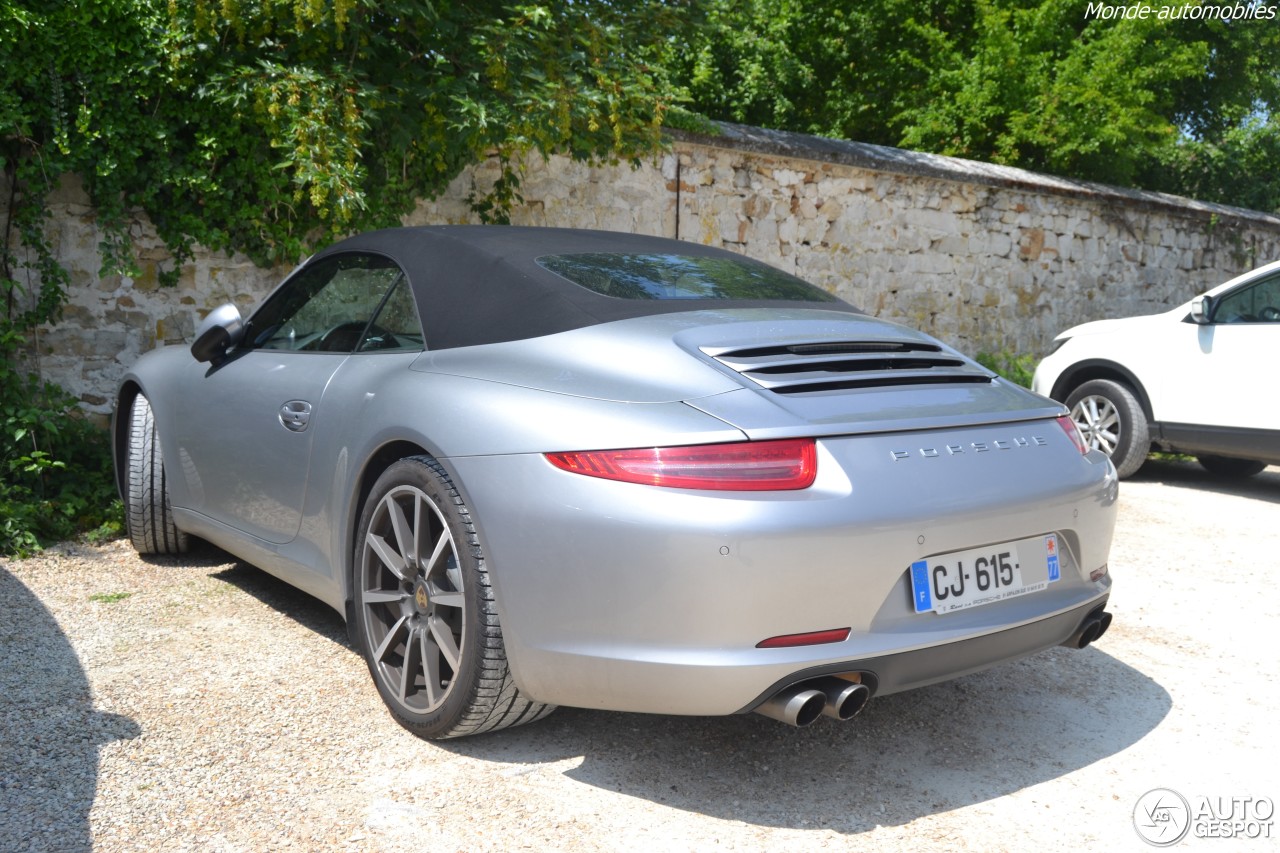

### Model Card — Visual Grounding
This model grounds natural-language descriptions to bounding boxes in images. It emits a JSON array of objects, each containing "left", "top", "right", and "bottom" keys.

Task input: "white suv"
[{"left": 1033, "top": 260, "right": 1280, "bottom": 479}]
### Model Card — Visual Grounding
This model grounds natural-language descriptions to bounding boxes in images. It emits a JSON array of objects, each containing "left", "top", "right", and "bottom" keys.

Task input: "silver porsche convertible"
[{"left": 114, "top": 226, "right": 1117, "bottom": 738}]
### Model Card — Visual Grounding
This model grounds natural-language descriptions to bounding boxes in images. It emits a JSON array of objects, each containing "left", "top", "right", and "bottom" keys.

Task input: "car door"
[
  {"left": 1157, "top": 271, "right": 1280, "bottom": 433},
  {"left": 173, "top": 252, "right": 406, "bottom": 543}
]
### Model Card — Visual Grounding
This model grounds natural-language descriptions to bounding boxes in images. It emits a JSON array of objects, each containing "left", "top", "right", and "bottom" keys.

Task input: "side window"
[
  {"left": 1214, "top": 274, "right": 1280, "bottom": 324},
  {"left": 357, "top": 276, "right": 425, "bottom": 352},
  {"left": 250, "top": 254, "right": 404, "bottom": 351}
]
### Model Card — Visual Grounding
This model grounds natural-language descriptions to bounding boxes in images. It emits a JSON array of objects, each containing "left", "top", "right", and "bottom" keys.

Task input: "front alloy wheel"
[
  {"left": 1072, "top": 394, "right": 1120, "bottom": 456},
  {"left": 354, "top": 456, "right": 553, "bottom": 738},
  {"left": 1065, "top": 378, "right": 1150, "bottom": 479}
]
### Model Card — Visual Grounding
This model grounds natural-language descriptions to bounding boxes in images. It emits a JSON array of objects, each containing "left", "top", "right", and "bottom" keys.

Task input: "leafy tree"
[
  {"left": 674, "top": 0, "right": 977, "bottom": 147},
  {"left": 1135, "top": 10, "right": 1280, "bottom": 210},
  {"left": 669, "top": 0, "right": 1280, "bottom": 210},
  {"left": 895, "top": 1, "right": 1210, "bottom": 187},
  {"left": 0, "top": 0, "right": 689, "bottom": 552},
  {"left": 1146, "top": 118, "right": 1280, "bottom": 214},
  {"left": 4, "top": 0, "right": 687, "bottom": 273}
]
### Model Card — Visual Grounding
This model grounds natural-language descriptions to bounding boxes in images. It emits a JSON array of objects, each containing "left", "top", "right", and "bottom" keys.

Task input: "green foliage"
[
  {"left": 4, "top": 0, "right": 688, "bottom": 267},
  {"left": 0, "top": 349, "right": 121, "bottom": 556},
  {"left": 1, "top": 0, "right": 688, "bottom": 297},
  {"left": 975, "top": 350, "right": 1038, "bottom": 388},
  {"left": 895, "top": 2, "right": 1206, "bottom": 187},
  {"left": 162, "top": 0, "right": 685, "bottom": 262},
  {"left": 668, "top": 0, "right": 1280, "bottom": 212},
  {"left": 673, "top": 0, "right": 977, "bottom": 147},
  {"left": 0, "top": 0, "right": 689, "bottom": 554},
  {"left": 1141, "top": 117, "right": 1280, "bottom": 214}
]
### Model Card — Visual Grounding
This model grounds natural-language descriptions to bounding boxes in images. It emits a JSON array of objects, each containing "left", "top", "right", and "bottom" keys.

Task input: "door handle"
[{"left": 279, "top": 400, "right": 312, "bottom": 432}]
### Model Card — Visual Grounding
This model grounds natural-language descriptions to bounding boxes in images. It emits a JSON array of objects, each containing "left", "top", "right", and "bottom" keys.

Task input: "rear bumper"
[
  {"left": 737, "top": 597, "right": 1109, "bottom": 713},
  {"left": 447, "top": 419, "right": 1118, "bottom": 716}
]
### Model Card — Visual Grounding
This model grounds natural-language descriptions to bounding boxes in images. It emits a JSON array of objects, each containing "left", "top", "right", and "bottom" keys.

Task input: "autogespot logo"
[
  {"left": 1134, "top": 788, "right": 1276, "bottom": 846},
  {"left": 1134, "top": 788, "right": 1191, "bottom": 847}
]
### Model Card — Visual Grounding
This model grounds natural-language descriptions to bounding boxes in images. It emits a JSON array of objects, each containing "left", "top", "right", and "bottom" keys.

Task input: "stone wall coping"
[{"left": 671, "top": 122, "right": 1280, "bottom": 231}]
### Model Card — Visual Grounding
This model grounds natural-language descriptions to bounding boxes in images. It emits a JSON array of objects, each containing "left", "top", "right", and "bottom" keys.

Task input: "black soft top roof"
[{"left": 308, "top": 226, "right": 860, "bottom": 350}]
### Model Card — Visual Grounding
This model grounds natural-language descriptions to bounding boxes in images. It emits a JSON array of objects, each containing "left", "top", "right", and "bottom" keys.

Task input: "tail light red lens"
[
  {"left": 1056, "top": 415, "right": 1089, "bottom": 455},
  {"left": 545, "top": 438, "right": 818, "bottom": 491}
]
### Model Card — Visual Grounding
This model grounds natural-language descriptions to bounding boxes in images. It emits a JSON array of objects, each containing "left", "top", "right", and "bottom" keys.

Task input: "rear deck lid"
[{"left": 674, "top": 315, "right": 1064, "bottom": 438}]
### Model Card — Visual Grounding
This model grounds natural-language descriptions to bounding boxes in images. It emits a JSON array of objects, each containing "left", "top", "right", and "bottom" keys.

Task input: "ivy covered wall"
[{"left": 12, "top": 123, "right": 1280, "bottom": 419}]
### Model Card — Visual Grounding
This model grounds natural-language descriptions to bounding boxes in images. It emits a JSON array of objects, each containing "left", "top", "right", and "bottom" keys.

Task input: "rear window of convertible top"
[{"left": 536, "top": 253, "right": 839, "bottom": 302}]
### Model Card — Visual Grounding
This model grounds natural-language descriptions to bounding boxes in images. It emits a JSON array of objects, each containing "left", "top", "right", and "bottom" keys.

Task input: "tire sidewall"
[
  {"left": 124, "top": 396, "right": 150, "bottom": 546},
  {"left": 125, "top": 393, "right": 189, "bottom": 554},
  {"left": 353, "top": 457, "right": 485, "bottom": 737},
  {"left": 1197, "top": 455, "right": 1267, "bottom": 478},
  {"left": 1066, "top": 378, "right": 1149, "bottom": 478}
]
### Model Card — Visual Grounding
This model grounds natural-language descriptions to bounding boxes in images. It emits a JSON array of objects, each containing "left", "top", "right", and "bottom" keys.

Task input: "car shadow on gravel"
[
  {"left": 134, "top": 541, "right": 353, "bottom": 646},
  {"left": 153, "top": 545, "right": 1171, "bottom": 837},
  {"left": 206, "top": 560, "right": 353, "bottom": 648},
  {"left": 1130, "top": 458, "right": 1280, "bottom": 503},
  {"left": 0, "top": 566, "right": 141, "bottom": 853},
  {"left": 437, "top": 644, "right": 1170, "bottom": 835}
]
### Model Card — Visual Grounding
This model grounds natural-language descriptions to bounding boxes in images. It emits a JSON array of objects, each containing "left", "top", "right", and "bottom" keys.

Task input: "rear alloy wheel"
[
  {"left": 125, "top": 394, "right": 189, "bottom": 555},
  {"left": 1065, "top": 379, "right": 1150, "bottom": 479},
  {"left": 1197, "top": 455, "right": 1267, "bottom": 479},
  {"left": 354, "top": 456, "right": 553, "bottom": 739}
]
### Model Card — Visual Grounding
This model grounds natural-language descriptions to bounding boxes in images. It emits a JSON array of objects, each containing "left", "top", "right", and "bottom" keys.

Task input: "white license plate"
[{"left": 910, "top": 534, "right": 1061, "bottom": 615}]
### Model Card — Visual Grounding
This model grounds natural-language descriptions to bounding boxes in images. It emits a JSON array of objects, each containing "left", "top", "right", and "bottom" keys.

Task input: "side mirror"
[
  {"left": 191, "top": 303, "right": 245, "bottom": 364},
  {"left": 1189, "top": 294, "right": 1213, "bottom": 325}
]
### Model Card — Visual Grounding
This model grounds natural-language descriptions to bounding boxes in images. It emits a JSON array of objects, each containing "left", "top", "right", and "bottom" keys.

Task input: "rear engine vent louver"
[{"left": 701, "top": 341, "right": 995, "bottom": 395}]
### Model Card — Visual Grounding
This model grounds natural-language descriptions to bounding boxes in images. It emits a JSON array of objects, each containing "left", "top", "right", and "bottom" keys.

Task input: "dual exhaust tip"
[
  {"left": 1063, "top": 608, "right": 1113, "bottom": 650},
  {"left": 754, "top": 676, "right": 871, "bottom": 728},
  {"left": 757, "top": 608, "right": 1114, "bottom": 727}
]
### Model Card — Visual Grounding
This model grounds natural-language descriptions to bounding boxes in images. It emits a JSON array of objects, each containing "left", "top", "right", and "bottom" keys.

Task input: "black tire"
[
  {"left": 125, "top": 394, "right": 190, "bottom": 555},
  {"left": 1197, "top": 455, "right": 1267, "bottom": 479},
  {"left": 1065, "top": 379, "right": 1150, "bottom": 479},
  {"left": 353, "top": 456, "right": 554, "bottom": 739}
]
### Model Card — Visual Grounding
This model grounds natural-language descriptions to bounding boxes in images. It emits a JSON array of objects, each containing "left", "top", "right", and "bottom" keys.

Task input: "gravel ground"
[{"left": 2, "top": 457, "right": 1278, "bottom": 853}]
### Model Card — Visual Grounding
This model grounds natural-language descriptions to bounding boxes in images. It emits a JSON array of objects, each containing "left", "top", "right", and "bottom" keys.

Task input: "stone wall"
[
  {"left": 658, "top": 125, "right": 1280, "bottom": 356},
  {"left": 12, "top": 121, "right": 1280, "bottom": 417}
]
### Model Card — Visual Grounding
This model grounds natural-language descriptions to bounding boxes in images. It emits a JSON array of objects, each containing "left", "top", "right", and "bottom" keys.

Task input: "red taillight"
[
  {"left": 756, "top": 628, "right": 851, "bottom": 648},
  {"left": 1056, "top": 415, "right": 1089, "bottom": 455},
  {"left": 544, "top": 438, "right": 818, "bottom": 491}
]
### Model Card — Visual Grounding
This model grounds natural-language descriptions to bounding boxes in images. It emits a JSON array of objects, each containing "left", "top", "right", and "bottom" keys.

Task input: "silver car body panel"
[
  {"left": 449, "top": 420, "right": 1115, "bottom": 714},
  {"left": 118, "top": 231, "right": 1117, "bottom": 720}
]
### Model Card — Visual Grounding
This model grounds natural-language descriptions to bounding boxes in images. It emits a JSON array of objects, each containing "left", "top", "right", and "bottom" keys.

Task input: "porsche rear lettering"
[{"left": 890, "top": 435, "right": 1048, "bottom": 461}]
